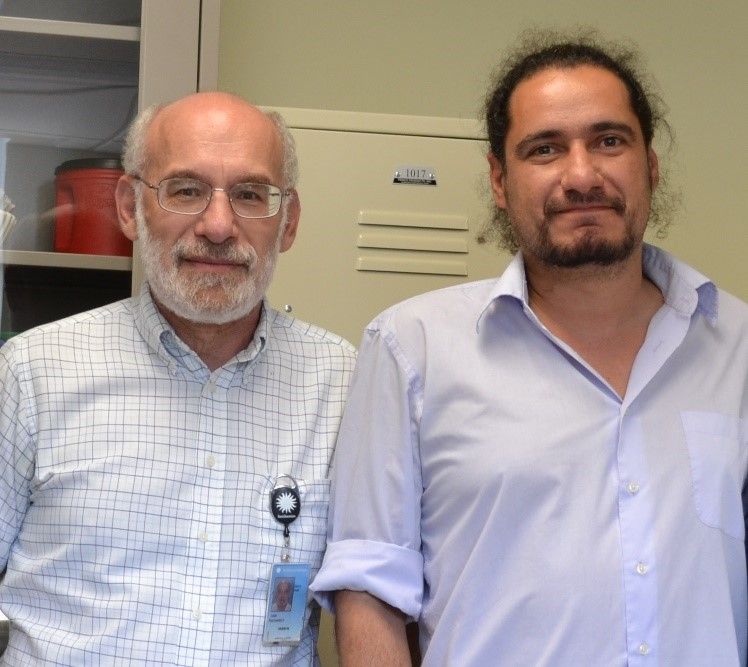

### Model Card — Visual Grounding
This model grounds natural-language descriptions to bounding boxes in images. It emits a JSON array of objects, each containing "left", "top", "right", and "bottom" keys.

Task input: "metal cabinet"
[{"left": 267, "top": 109, "right": 506, "bottom": 345}]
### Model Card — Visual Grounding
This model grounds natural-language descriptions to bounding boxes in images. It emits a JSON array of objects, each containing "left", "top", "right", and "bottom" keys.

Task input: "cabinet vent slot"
[
  {"left": 355, "top": 210, "right": 470, "bottom": 276},
  {"left": 357, "top": 209, "right": 467, "bottom": 230},
  {"left": 356, "top": 253, "right": 467, "bottom": 276}
]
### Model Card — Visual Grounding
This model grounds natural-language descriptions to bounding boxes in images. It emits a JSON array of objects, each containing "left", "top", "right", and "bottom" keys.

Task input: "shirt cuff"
[{"left": 310, "top": 538, "right": 423, "bottom": 621}]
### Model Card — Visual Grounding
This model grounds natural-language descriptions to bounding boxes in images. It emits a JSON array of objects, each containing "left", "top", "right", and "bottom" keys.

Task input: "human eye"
[
  {"left": 598, "top": 135, "right": 625, "bottom": 150},
  {"left": 232, "top": 183, "right": 269, "bottom": 204},
  {"left": 524, "top": 143, "right": 558, "bottom": 161},
  {"left": 164, "top": 178, "right": 206, "bottom": 200}
]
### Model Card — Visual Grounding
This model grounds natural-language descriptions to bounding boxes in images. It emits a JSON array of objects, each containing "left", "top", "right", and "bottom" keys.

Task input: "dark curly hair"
[{"left": 479, "top": 28, "right": 676, "bottom": 253}]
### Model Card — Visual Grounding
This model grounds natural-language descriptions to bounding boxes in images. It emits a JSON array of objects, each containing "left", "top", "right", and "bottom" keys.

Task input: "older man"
[
  {"left": 312, "top": 34, "right": 748, "bottom": 665},
  {"left": 0, "top": 92, "right": 355, "bottom": 665}
]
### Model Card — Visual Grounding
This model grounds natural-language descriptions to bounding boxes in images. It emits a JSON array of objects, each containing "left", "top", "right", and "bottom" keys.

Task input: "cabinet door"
[{"left": 267, "top": 126, "right": 508, "bottom": 345}]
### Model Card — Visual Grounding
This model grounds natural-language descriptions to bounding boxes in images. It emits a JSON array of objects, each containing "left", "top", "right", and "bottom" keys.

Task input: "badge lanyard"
[{"left": 264, "top": 475, "right": 310, "bottom": 645}]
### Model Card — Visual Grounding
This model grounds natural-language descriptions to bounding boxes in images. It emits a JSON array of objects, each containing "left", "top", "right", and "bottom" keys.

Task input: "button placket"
[{"left": 616, "top": 414, "right": 659, "bottom": 662}]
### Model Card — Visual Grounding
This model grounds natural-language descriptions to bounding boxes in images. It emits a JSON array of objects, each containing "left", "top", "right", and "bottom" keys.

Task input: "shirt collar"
[
  {"left": 132, "top": 283, "right": 269, "bottom": 376},
  {"left": 475, "top": 252, "right": 528, "bottom": 332},
  {"left": 641, "top": 244, "right": 718, "bottom": 324},
  {"left": 476, "top": 243, "right": 718, "bottom": 332}
]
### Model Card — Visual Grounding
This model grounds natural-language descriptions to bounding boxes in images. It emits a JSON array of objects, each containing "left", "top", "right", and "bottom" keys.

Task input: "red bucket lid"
[{"left": 55, "top": 157, "right": 123, "bottom": 174}]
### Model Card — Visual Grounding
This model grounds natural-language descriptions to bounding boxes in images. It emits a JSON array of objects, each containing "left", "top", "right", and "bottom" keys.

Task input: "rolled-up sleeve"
[{"left": 311, "top": 318, "right": 424, "bottom": 621}]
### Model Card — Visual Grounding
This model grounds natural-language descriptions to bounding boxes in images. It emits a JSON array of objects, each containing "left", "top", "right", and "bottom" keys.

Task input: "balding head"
[{"left": 122, "top": 92, "right": 298, "bottom": 190}]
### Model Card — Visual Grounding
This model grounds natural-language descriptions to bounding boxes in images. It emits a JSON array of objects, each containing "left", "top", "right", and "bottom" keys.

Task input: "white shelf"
[
  {"left": 0, "top": 16, "right": 139, "bottom": 41},
  {"left": 1, "top": 250, "right": 131, "bottom": 271}
]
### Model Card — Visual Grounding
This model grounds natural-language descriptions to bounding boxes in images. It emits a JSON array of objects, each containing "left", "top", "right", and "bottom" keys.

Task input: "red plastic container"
[{"left": 54, "top": 158, "right": 131, "bottom": 257}]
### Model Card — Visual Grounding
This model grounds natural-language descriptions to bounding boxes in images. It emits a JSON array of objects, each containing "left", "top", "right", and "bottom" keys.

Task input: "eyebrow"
[{"left": 514, "top": 121, "right": 638, "bottom": 157}]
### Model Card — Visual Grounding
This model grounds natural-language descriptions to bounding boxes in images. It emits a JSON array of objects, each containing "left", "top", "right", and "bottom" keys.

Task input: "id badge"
[{"left": 262, "top": 562, "right": 311, "bottom": 645}]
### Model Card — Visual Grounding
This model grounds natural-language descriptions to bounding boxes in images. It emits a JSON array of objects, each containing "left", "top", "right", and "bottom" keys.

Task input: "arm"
[
  {"left": 335, "top": 590, "right": 411, "bottom": 667},
  {"left": 0, "top": 345, "right": 34, "bottom": 568}
]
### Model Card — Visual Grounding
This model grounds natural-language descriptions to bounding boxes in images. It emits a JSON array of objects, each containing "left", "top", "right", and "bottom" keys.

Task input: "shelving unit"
[
  {"left": 0, "top": 250, "right": 131, "bottom": 272},
  {"left": 0, "top": 0, "right": 219, "bottom": 337},
  {"left": 0, "top": 16, "right": 139, "bottom": 41}
]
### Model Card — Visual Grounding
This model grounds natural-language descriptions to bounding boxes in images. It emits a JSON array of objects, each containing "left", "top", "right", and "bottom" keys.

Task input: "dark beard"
[
  {"left": 532, "top": 191, "right": 636, "bottom": 268},
  {"left": 533, "top": 225, "right": 637, "bottom": 268}
]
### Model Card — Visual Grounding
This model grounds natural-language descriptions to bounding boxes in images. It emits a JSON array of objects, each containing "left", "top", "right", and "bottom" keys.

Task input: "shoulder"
[
  {"left": 369, "top": 278, "right": 497, "bottom": 336},
  {"left": 354, "top": 278, "right": 499, "bottom": 378},
  {"left": 1, "top": 298, "right": 135, "bottom": 365},
  {"left": 267, "top": 307, "right": 357, "bottom": 361},
  {"left": 715, "top": 288, "right": 748, "bottom": 331}
]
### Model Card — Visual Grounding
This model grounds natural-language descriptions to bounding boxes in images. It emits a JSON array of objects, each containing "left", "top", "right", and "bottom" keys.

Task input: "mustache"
[
  {"left": 173, "top": 239, "right": 257, "bottom": 268},
  {"left": 545, "top": 191, "right": 625, "bottom": 217}
]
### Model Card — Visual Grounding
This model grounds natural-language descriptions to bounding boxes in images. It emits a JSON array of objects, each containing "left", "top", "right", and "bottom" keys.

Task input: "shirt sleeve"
[
  {"left": 0, "top": 344, "right": 35, "bottom": 570},
  {"left": 310, "top": 321, "right": 424, "bottom": 621}
]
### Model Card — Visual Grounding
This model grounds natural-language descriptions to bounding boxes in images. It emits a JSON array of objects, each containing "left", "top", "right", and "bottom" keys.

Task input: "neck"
[
  {"left": 523, "top": 246, "right": 664, "bottom": 397},
  {"left": 157, "top": 300, "right": 262, "bottom": 372},
  {"left": 524, "top": 247, "right": 657, "bottom": 329}
]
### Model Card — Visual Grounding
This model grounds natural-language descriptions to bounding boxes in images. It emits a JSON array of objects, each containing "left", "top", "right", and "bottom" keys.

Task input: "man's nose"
[
  {"left": 193, "top": 189, "right": 237, "bottom": 243},
  {"left": 560, "top": 144, "right": 604, "bottom": 193}
]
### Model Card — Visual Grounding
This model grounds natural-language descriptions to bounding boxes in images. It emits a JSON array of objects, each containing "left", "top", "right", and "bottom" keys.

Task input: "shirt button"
[
  {"left": 636, "top": 561, "right": 649, "bottom": 575},
  {"left": 638, "top": 642, "right": 650, "bottom": 655},
  {"left": 627, "top": 481, "right": 640, "bottom": 495},
  {"left": 193, "top": 608, "right": 202, "bottom": 620},
  {"left": 206, "top": 455, "right": 216, "bottom": 468},
  {"left": 198, "top": 531, "right": 209, "bottom": 543}
]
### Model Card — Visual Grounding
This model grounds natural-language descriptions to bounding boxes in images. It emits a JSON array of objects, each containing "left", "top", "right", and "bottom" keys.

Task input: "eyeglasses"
[{"left": 132, "top": 175, "right": 288, "bottom": 218}]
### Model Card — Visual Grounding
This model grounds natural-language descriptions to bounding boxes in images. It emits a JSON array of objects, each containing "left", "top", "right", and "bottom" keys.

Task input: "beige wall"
[
  {"left": 218, "top": 2, "right": 746, "bottom": 664},
  {"left": 219, "top": 0, "right": 747, "bottom": 301}
]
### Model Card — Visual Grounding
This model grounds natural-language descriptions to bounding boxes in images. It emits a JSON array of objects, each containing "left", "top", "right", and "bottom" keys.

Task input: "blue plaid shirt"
[{"left": 0, "top": 286, "right": 355, "bottom": 666}]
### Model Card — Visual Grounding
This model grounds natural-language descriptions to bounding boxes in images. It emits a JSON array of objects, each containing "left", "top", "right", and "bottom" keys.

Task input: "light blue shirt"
[
  {"left": 0, "top": 287, "right": 356, "bottom": 666},
  {"left": 312, "top": 245, "right": 748, "bottom": 666}
]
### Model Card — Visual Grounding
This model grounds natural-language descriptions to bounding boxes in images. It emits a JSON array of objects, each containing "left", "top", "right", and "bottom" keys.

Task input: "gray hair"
[
  {"left": 121, "top": 104, "right": 160, "bottom": 176},
  {"left": 121, "top": 100, "right": 299, "bottom": 190},
  {"left": 265, "top": 110, "right": 299, "bottom": 190}
]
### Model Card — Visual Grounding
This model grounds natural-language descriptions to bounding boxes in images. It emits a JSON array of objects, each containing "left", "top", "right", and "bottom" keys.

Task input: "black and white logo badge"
[{"left": 270, "top": 475, "right": 301, "bottom": 526}]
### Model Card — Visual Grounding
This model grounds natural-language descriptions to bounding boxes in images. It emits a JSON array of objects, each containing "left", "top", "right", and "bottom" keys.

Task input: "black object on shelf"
[{"left": 3, "top": 264, "right": 131, "bottom": 333}]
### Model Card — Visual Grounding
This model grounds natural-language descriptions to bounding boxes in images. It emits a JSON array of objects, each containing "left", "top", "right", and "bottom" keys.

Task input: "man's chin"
[
  {"left": 150, "top": 284, "right": 260, "bottom": 326},
  {"left": 539, "top": 237, "right": 637, "bottom": 268}
]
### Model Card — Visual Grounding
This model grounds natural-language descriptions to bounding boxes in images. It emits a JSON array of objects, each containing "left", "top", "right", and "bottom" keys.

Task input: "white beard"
[{"left": 135, "top": 197, "right": 285, "bottom": 325}]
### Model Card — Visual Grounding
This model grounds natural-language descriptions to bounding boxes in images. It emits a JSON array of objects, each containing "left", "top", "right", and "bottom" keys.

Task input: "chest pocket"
[
  {"left": 681, "top": 411, "right": 747, "bottom": 540},
  {"left": 254, "top": 477, "right": 332, "bottom": 582}
]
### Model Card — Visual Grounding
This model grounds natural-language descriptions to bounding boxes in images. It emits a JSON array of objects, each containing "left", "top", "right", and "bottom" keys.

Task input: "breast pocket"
[
  {"left": 255, "top": 476, "right": 332, "bottom": 579},
  {"left": 681, "top": 411, "right": 746, "bottom": 540}
]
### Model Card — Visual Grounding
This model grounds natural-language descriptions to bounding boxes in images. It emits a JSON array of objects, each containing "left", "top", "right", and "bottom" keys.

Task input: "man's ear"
[
  {"left": 647, "top": 147, "right": 659, "bottom": 192},
  {"left": 279, "top": 189, "right": 300, "bottom": 253},
  {"left": 487, "top": 152, "right": 508, "bottom": 209},
  {"left": 115, "top": 175, "right": 139, "bottom": 241}
]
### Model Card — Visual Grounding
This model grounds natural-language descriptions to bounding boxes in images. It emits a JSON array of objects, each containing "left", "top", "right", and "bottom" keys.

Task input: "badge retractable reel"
[
  {"left": 270, "top": 475, "right": 301, "bottom": 562},
  {"left": 263, "top": 475, "right": 311, "bottom": 646}
]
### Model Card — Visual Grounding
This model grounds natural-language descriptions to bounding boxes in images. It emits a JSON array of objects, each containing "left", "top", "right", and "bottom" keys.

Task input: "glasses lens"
[
  {"left": 230, "top": 183, "right": 282, "bottom": 218},
  {"left": 158, "top": 178, "right": 211, "bottom": 214}
]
